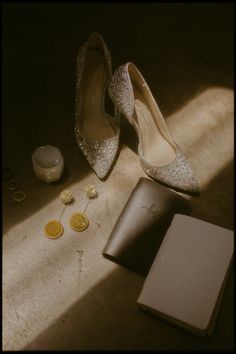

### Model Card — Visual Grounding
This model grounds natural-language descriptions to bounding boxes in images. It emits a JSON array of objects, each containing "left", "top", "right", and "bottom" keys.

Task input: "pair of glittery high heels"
[{"left": 75, "top": 32, "right": 199, "bottom": 194}]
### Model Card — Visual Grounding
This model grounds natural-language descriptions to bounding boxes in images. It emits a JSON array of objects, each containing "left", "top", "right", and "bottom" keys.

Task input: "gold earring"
[
  {"left": 43, "top": 189, "right": 74, "bottom": 239},
  {"left": 69, "top": 184, "right": 98, "bottom": 232}
]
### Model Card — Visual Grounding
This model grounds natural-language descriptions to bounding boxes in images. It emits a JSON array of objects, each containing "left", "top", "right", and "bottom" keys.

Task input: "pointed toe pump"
[
  {"left": 108, "top": 62, "right": 199, "bottom": 193},
  {"left": 75, "top": 32, "right": 120, "bottom": 179}
]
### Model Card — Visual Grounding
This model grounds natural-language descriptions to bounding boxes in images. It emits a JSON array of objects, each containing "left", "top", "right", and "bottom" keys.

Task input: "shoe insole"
[
  {"left": 79, "top": 48, "right": 114, "bottom": 140},
  {"left": 133, "top": 88, "right": 176, "bottom": 166}
]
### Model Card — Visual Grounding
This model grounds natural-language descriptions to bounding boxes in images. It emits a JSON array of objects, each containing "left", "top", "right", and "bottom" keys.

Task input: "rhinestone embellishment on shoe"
[
  {"left": 108, "top": 63, "right": 200, "bottom": 193},
  {"left": 140, "top": 147, "right": 199, "bottom": 193},
  {"left": 108, "top": 64, "right": 134, "bottom": 120},
  {"left": 75, "top": 126, "right": 119, "bottom": 179},
  {"left": 75, "top": 33, "right": 119, "bottom": 179}
]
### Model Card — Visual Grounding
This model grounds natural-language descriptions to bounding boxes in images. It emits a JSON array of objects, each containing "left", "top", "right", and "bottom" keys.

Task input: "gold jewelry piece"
[
  {"left": 70, "top": 212, "right": 89, "bottom": 232},
  {"left": 84, "top": 184, "right": 98, "bottom": 199},
  {"left": 13, "top": 190, "right": 26, "bottom": 202},
  {"left": 8, "top": 179, "right": 18, "bottom": 190},
  {"left": 43, "top": 189, "right": 75, "bottom": 239},
  {"left": 44, "top": 220, "right": 64, "bottom": 239},
  {"left": 60, "top": 189, "right": 75, "bottom": 205}
]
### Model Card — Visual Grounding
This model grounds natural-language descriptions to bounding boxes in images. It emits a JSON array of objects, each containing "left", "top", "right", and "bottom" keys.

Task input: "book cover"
[{"left": 137, "top": 214, "right": 234, "bottom": 336}]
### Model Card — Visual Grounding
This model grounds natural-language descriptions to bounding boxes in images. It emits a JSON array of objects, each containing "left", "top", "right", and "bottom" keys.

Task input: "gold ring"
[
  {"left": 8, "top": 179, "right": 18, "bottom": 190},
  {"left": 13, "top": 191, "right": 26, "bottom": 202}
]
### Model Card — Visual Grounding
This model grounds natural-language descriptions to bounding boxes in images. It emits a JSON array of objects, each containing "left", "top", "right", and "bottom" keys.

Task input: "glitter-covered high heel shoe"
[
  {"left": 109, "top": 62, "right": 199, "bottom": 193},
  {"left": 75, "top": 32, "right": 120, "bottom": 179}
]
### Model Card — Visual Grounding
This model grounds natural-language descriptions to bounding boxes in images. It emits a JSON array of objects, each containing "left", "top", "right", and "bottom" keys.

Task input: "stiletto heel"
[
  {"left": 75, "top": 32, "right": 120, "bottom": 179},
  {"left": 109, "top": 62, "right": 199, "bottom": 193}
]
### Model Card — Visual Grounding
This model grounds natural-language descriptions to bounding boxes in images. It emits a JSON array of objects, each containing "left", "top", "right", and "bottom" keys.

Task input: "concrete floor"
[{"left": 2, "top": 3, "right": 234, "bottom": 351}]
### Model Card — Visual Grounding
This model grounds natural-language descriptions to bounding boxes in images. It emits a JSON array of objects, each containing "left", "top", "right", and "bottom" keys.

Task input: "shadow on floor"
[
  {"left": 23, "top": 260, "right": 234, "bottom": 351},
  {"left": 2, "top": 3, "right": 233, "bottom": 204},
  {"left": 2, "top": 2, "right": 233, "bottom": 165},
  {"left": 190, "top": 160, "right": 234, "bottom": 230},
  {"left": 2, "top": 6, "right": 234, "bottom": 349},
  {"left": 2, "top": 142, "right": 124, "bottom": 233}
]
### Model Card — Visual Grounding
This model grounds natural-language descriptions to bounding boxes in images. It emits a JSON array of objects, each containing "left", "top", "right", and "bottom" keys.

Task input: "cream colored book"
[{"left": 137, "top": 214, "right": 234, "bottom": 336}]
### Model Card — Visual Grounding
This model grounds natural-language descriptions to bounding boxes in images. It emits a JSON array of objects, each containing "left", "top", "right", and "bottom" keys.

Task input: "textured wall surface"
[{"left": 2, "top": 3, "right": 234, "bottom": 350}]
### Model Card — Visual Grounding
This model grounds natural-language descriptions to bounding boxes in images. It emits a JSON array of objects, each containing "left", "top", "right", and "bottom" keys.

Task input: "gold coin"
[
  {"left": 70, "top": 212, "right": 89, "bottom": 232},
  {"left": 44, "top": 220, "right": 63, "bottom": 239}
]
